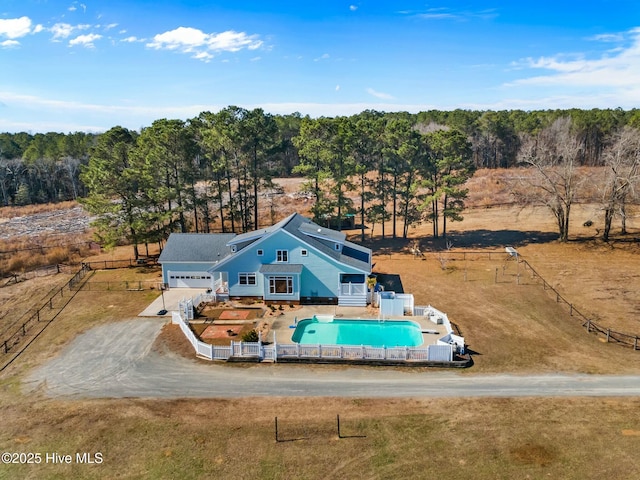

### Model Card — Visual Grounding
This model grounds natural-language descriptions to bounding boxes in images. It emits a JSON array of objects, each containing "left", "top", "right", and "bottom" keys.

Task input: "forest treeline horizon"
[{"left": 1, "top": 107, "right": 639, "bottom": 251}]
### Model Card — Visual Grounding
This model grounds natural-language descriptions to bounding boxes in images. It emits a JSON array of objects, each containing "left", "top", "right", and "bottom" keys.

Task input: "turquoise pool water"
[{"left": 291, "top": 317, "right": 423, "bottom": 348}]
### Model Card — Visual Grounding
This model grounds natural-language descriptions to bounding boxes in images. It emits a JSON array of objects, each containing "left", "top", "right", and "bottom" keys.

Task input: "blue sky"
[{"left": 2, "top": 0, "right": 640, "bottom": 133}]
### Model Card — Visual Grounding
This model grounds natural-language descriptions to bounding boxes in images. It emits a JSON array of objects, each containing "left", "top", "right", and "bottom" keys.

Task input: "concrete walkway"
[
  {"left": 138, "top": 288, "right": 208, "bottom": 317},
  {"left": 24, "top": 319, "right": 640, "bottom": 399}
]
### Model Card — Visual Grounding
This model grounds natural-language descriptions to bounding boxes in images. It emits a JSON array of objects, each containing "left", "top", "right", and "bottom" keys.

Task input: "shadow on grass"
[
  {"left": 360, "top": 229, "right": 559, "bottom": 255},
  {"left": 445, "top": 229, "right": 559, "bottom": 249},
  {"left": 373, "top": 273, "right": 404, "bottom": 294}
]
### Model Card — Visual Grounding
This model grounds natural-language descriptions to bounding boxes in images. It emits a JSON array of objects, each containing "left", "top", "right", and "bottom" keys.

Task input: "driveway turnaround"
[{"left": 24, "top": 319, "right": 640, "bottom": 399}]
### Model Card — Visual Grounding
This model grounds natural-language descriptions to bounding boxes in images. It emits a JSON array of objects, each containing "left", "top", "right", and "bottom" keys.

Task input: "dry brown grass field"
[{"left": 1, "top": 169, "right": 639, "bottom": 479}]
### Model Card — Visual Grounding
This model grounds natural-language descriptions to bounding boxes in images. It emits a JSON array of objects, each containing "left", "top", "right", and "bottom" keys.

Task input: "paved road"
[{"left": 24, "top": 319, "right": 640, "bottom": 399}]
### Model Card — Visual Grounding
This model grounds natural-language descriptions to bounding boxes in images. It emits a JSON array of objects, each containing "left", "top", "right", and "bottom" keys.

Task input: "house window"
[
  {"left": 334, "top": 243, "right": 341, "bottom": 251},
  {"left": 276, "top": 250, "right": 288, "bottom": 262},
  {"left": 238, "top": 273, "right": 257, "bottom": 286},
  {"left": 269, "top": 276, "right": 293, "bottom": 295},
  {"left": 301, "top": 249, "right": 308, "bottom": 257},
  {"left": 257, "top": 249, "right": 264, "bottom": 256},
  {"left": 231, "top": 245, "right": 237, "bottom": 253}
]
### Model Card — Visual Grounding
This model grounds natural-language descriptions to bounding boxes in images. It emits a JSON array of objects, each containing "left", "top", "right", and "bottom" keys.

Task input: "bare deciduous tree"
[
  {"left": 515, "top": 117, "right": 585, "bottom": 242},
  {"left": 600, "top": 126, "right": 640, "bottom": 240}
]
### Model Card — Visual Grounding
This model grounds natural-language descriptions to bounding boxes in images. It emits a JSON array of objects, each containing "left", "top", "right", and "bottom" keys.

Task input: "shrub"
[{"left": 242, "top": 329, "right": 259, "bottom": 342}]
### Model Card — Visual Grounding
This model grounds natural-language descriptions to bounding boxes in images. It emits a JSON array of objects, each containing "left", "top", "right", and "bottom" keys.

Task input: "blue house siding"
[
  {"left": 158, "top": 214, "right": 372, "bottom": 304},
  {"left": 210, "top": 229, "right": 367, "bottom": 301}
]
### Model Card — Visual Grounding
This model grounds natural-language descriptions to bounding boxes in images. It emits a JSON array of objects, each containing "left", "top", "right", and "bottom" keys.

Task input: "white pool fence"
[{"left": 173, "top": 297, "right": 465, "bottom": 365}]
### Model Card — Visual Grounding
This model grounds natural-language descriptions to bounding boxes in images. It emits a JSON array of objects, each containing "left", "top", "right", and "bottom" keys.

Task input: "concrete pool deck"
[
  {"left": 138, "top": 295, "right": 450, "bottom": 348},
  {"left": 266, "top": 305, "right": 448, "bottom": 348}
]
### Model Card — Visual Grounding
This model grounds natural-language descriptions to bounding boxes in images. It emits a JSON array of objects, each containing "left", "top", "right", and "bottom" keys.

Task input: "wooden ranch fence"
[
  {"left": 0, "top": 264, "right": 92, "bottom": 371},
  {"left": 518, "top": 258, "right": 639, "bottom": 351}
]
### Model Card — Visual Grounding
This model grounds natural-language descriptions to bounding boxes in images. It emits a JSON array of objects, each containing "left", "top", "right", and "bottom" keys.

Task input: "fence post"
[
  {"left": 586, "top": 320, "right": 591, "bottom": 332},
  {"left": 3, "top": 341, "right": 7, "bottom": 353},
  {"left": 606, "top": 329, "right": 611, "bottom": 343},
  {"left": 635, "top": 337, "right": 638, "bottom": 351},
  {"left": 570, "top": 304, "right": 573, "bottom": 316}
]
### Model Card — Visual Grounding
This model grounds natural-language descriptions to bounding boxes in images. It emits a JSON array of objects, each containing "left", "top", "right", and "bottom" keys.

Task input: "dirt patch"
[
  {"left": 201, "top": 325, "right": 243, "bottom": 339},
  {"left": 199, "top": 307, "right": 264, "bottom": 321},
  {"left": 152, "top": 323, "right": 211, "bottom": 362},
  {"left": 218, "top": 310, "right": 252, "bottom": 320},
  {"left": 190, "top": 322, "right": 256, "bottom": 346},
  {"left": 509, "top": 442, "right": 556, "bottom": 466}
]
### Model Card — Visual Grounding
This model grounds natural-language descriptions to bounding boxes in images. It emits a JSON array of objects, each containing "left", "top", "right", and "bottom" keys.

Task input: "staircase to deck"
[{"left": 338, "top": 294, "right": 367, "bottom": 307}]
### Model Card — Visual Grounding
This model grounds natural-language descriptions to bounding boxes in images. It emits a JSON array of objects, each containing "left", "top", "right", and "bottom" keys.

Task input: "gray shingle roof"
[
  {"left": 297, "top": 221, "right": 346, "bottom": 243},
  {"left": 158, "top": 233, "right": 236, "bottom": 263},
  {"left": 281, "top": 214, "right": 371, "bottom": 272},
  {"left": 228, "top": 213, "right": 295, "bottom": 245},
  {"left": 259, "top": 264, "right": 304, "bottom": 274}
]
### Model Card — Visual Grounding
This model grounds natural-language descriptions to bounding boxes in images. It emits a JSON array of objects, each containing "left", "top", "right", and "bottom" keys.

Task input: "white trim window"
[
  {"left": 269, "top": 276, "right": 293, "bottom": 295},
  {"left": 238, "top": 272, "right": 257, "bottom": 286},
  {"left": 276, "top": 249, "right": 288, "bottom": 263}
]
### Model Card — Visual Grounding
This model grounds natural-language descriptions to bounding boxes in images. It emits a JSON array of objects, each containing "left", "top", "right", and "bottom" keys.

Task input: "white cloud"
[
  {"left": 335, "top": 85, "right": 341, "bottom": 91},
  {"left": 146, "top": 26, "right": 263, "bottom": 61},
  {"left": 193, "top": 50, "right": 213, "bottom": 62},
  {"left": 508, "top": 27, "right": 640, "bottom": 91},
  {"left": 51, "top": 23, "right": 74, "bottom": 40},
  {"left": 314, "top": 53, "right": 330, "bottom": 61},
  {"left": 414, "top": 8, "right": 498, "bottom": 21},
  {"left": 350, "top": 5, "right": 358, "bottom": 11},
  {"left": 68, "top": 2, "right": 87, "bottom": 13},
  {"left": 69, "top": 33, "right": 102, "bottom": 48},
  {"left": 366, "top": 87, "right": 394, "bottom": 99},
  {"left": 121, "top": 36, "right": 140, "bottom": 43},
  {"left": 0, "top": 16, "right": 33, "bottom": 39},
  {"left": 50, "top": 23, "right": 90, "bottom": 40},
  {"left": 589, "top": 33, "right": 624, "bottom": 42},
  {"left": 1, "top": 39, "right": 20, "bottom": 48}
]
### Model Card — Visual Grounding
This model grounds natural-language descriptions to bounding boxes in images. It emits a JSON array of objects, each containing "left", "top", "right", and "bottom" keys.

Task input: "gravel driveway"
[{"left": 24, "top": 319, "right": 640, "bottom": 398}]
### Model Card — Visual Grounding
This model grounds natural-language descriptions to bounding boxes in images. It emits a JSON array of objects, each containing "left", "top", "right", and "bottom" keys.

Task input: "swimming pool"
[{"left": 291, "top": 316, "right": 424, "bottom": 348}]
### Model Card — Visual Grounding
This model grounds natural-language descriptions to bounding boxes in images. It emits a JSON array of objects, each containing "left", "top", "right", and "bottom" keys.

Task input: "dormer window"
[{"left": 276, "top": 250, "right": 288, "bottom": 262}]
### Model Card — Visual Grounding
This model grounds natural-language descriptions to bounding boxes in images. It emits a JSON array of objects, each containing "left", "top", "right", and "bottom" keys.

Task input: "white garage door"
[{"left": 168, "top": 271, "right": 212, "bottom": 288}]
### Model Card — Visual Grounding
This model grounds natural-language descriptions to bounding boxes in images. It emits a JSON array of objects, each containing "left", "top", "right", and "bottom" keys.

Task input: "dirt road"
[{"left": 24, "top": 319, "right": 640, "bottom": 398}]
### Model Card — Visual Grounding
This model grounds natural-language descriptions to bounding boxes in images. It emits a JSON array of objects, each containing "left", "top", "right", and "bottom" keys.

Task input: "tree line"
[{"left": 1, "top": 107, "right": 640, "bottom": 252}]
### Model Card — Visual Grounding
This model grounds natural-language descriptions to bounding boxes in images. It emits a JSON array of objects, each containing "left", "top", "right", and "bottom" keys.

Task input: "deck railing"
[
  {"left": 413, "top": 304, "right": 465, "bottom": 354},
  {"left": 339, "top": 282, "right": 367, "bottom": 296}
]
